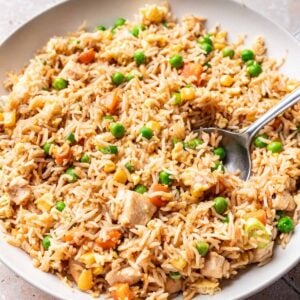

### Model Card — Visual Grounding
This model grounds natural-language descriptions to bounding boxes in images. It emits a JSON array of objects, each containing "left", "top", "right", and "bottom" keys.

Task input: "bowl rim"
[{"left": 0, "top": 0, "right": 299, "bottom": 299}]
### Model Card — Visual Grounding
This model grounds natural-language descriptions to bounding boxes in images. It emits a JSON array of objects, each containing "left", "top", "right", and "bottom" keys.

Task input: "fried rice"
[{"left": 0, "top": 3, "right": 299, "bottom": 300}]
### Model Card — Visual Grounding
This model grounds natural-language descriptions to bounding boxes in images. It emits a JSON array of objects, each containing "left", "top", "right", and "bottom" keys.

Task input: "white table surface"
[{"left": 0, "top": 1, "right": 299, "bottom": 299}]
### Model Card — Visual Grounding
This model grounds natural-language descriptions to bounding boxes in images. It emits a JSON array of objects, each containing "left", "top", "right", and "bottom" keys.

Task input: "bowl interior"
[{"left": 0, "top": 0, "right": 299, "bottom": 299}]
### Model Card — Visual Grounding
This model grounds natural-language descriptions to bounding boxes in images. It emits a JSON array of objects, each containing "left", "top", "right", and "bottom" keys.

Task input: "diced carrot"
[
  {"left": 103, "top": 91, "right": 120, "bottom": 113},
  {"left": 78, "top": 49, "right": 96, "bottom": 64},
  {"left": 244, "top": 209, "right": 267, "bottom": 225},
  {"left": 96, "top": 230, "right": 122, "bottom": 250},
  {"left": 181, "top": 63, "right": 203, "bottom": 86},
  {"left": 64, "top": 232, "right": 73, "bottom": 242},
  {"left": 112, "top": 283, "right": 132, "bottom": 300},
  {"left": 53, "top": 143, "right": 73, "bottom": 165},
  {"left": 149, "top": 183, "right": 169, "bottom": 208}
]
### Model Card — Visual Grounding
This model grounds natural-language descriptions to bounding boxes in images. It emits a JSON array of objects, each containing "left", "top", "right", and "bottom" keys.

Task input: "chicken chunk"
[
  {"left": 69, "top": 259, "right": 84, "bottom": 283},
  {"left": 272, "top": 192, "right": 295, "bottom": 211},
  {"left": 251, "top": 242, "right": 274, "bottom": 263},
  {"left": 165, "top": 278, "right": 183, "bottom": 294},
  {"left": 105, "top": 267, "right": 141, "bottom": 286},
  {"left": 7, "top": 177, "right": 32, "bottom": 206},
  {"left": 117, "top": 190, "right": 156, "bottom": 227},
  {"left": 58, "top": 60, "right": 86, "bottom": 81},
  {"left": 201, "top": 252, "right": 230, "bottom": 279}
]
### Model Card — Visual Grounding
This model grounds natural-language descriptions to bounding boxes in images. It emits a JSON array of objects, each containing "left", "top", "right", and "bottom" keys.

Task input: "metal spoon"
[{"left": 200, "top": 87, "right": 300, "bottom": 181}]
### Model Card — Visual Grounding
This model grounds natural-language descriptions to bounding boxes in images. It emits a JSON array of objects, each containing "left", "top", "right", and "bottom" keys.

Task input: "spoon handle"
[{"left": 243, "top": 86, "right": 300, "bottom": 140}]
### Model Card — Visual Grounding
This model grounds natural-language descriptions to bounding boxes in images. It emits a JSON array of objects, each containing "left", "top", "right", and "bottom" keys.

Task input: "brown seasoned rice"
[{"left": 0, "top": 3, "right": 299, "bottom": 300}]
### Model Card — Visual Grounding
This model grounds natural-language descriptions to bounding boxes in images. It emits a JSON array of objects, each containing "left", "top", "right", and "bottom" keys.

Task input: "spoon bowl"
[
  {"left": 199, "top": 87, "right": 300, "bottom": 181},
  {"left": 201, "top": 128, "right": 250, "bottom": 180}
]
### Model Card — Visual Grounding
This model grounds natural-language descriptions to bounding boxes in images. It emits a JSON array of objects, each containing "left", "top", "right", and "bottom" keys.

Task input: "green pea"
[
  {"left": 96, "top": 25, "right": 106, "bottom": 31},
  {"left": 200, "top": 34, "right": 213, "bottom": 46},
  {"left": 277, "top": 216, "right": 294, "bottom": 233},
  {"left": 184, "top": 138, "right": 203, "bottom": 150},
  {"left": 212, "top": 161, "right": 225, "bottom": 173},
  {"left": 66, "top": 132, "right": 75, "bottom": 144},
  {"left": 126, "top": 73, "right": 135, "bottom": 81},
  {"left": 43, "top": 142, "right": 52, "bottom": 155},
  {"left": 65, "top": 167, "right": 79, "bottom": 183},
  {"left": 254, "top": 134, "right": 268, "bottom": 148},
  {"left": 169, "top": 54, "right": 184, "bottom": 69},
  {"left": 42, "top": 236, "right": 51, "bottom": 250},
  {"left": 195, "top": 241, "right": 209, "bottom": 256},
  {"left": 110, "top": 122, "right": 126, "bottom": 138},
  {"left": 112, "top": 72, "right": 125, "bottom": 86},
  {"left": 56, "top": 201, "right": 66, "bottom": 212},
  {"left": 222, "top": 48, "right": 235, "bottom": 58},
  {"left": 169, "top": 272, "right": 181, "bottom": 280},
  {"left": 114, "top": 17, "right": 126, "bottom": 28},
  {"left": 134, "top": 51, "right": 146, "bottom": 66},
  {"left": 125, "top": 162, "right": 133, "bottom": 173},
  {"left": 130, "top": 26, "right": 140, "bottom": 37},
  {"left": 246, "top": 59, "right": 255, "bottom": 66},
  {"left": 213, "top": 147, "right": 226, "bottom": 160},
  {"left": 129, "top": 25, "right": 145, "bottom": 38},
  {"left": 222, "top": 215, "right": 229, "bottom": 223},
  {"left": 140, "top": 127, "right": 153, "bottom": 140},
  {"left": 126, "top": 71, "right": 142, "bottom": 81},
  {"left": 199, "top": 42, "right": 213, "bottom": 54},
  {"left": 213, "top": 196, "right": 228, "bottom": 214},
  {"left": 267, "top": 141, "right": 283, "bottom": 153},
  {"left": 98, "top": 145, "right": 118, "bottom": 154},
  {"left": 171, "top": 137, "right": 182, "bottom": 147},
  {"left": 52, "top": 78, "right": 68, "bottom": 90},
  {"left": 247, "top": 61, "right": 262, "bottom": 77},
  {"left": 241, "top": 49, "right": 254, "bottom": 62},
  {"left": 134, "top": 184, "right": 148, "bottom": 194},
  {"left": 80, "top": 153, "right": 91, "bottom": 163},
  {"left": 158, "top": 171, "right": 172, "bottom": 186},
  {"left": 102, "top": 115, "right": 115, "bottom": 122},
  {"left": 172, "top": 92, "right": 182, "bottom": 105}
]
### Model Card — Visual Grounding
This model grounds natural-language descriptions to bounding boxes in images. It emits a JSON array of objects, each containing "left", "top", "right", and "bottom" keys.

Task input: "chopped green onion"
[
  {"left": 80, "top": 153, "right": 91, "bottom": 163},
  {"left": 42, "top": 236, "right": 51, "bottom": 250}
]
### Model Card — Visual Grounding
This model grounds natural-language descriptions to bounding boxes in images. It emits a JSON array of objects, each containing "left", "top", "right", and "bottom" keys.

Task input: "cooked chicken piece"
[
  {"left": 117, "top": 190, "right": 156, "bottom": 227},
  {"left": 58, "top": 60, "right": 86, "bottom": 81},
  {"left": 201, "top": 252, "right": 230, "bottom": 279},
  {"left": 105, "top": 267, "right": 141, "bottom": 286},
  {"left": 7, "top": 176, "right": 32, "bottom": 206},
  {"left": 69, "top": 259, "right": 84, "bottom": 283},
  {"left": 251, "top": 242, "right": 274, "bottom": 263},
  {"left": 272, "top": 191, "right": 295, "bottom": 211}
]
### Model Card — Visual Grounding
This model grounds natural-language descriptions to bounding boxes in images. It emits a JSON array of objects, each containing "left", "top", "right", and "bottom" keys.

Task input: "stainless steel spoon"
[{"left": 200, "top": 87, "right": 300, "bottom": 181}]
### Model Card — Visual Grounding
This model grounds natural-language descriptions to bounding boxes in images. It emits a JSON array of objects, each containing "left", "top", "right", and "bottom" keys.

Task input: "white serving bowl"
[{"left": 0, "top": 1, "right": 299, "bottom": 299}]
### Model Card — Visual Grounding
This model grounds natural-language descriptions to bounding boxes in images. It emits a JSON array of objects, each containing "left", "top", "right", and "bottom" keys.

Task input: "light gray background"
[{"left": 0, "top": 0, "right": 299, "bottom": 299}]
